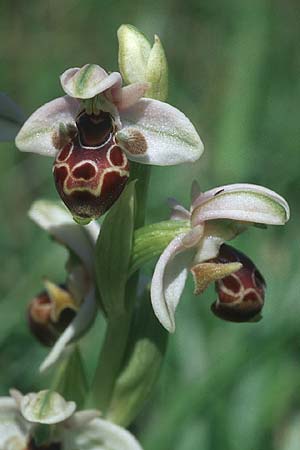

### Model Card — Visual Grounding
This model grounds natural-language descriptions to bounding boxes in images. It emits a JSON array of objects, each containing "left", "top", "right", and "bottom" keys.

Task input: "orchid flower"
[
  {"left": 151, "top": 182, "right": 290, "bottom": 332},
  {"left": 28, "top": 200, "right": 100, "bottom": 372},
  {"left": 0, "top": 389, "right": 143, "bottom": 450},
  {"left": 15, "top": 64, "right": 204, "bottom": 223}
]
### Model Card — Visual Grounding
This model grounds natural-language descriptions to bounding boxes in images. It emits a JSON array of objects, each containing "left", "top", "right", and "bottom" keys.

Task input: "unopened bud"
[
  {"left": 211, "top": 244, "right": 266, "bottom": 323},
  {"left": 28, "top": 282, "right": 77, "bottom": 346},
  {"left": 118, "top": 25, "right": 168, "bottom": 101}
]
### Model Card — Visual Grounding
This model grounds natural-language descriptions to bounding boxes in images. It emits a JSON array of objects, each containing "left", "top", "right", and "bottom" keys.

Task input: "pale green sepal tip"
[
  {"left": 145, "top": 35, "right": 168, "bottom": 101},
  {"left": 118, "top": 24, "right": 151, "bottom": 85},
  {"left": 118, "top": 24, "right": 168, "bottom": 101}
]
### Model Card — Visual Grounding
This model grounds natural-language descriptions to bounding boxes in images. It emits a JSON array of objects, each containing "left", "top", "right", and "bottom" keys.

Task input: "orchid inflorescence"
[{"left": 0, "top": 23, "right": 289, "bottom": 449}]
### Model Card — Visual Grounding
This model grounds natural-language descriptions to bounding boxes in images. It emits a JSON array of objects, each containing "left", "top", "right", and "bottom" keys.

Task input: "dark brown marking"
[
  {"left": 56, "top": 142, "right": 72, "bottom": 162},
  {"left": 109, "top": 146, "right": 126, "bottom": 166},
  {"left": 222, "top": 275, "right": 241, "bottom": 294},
  {"left": 53, "top": 165, "right": 68, "bottom": 186},
  {"left": 101, "top": 170, "right": 126, "bottom": 195},
  {"left": 72, "top": 162, "right": 96, "bottom": 180},
  {"left": 120, "top": 129, "right": 147, "bottom": 155},
  {"left": 52, "top": 123, "right": 77, "bottom": 150},
  {"left": 214, "top": 188, "right": 225, "bottom": 196}
]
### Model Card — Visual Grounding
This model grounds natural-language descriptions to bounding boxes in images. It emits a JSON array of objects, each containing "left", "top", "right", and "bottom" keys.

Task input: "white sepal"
[
  {"left": 192, "top": 183, "right": 290, "bottom": 226},
  {"left": 15, "top": 96, "right": 80, "bottom": 157},
  {"left": 39, "top": 287, "right": 97, "bottom": 372},
  {"left": 63, "top": 417, "right": 143, "bottom": 450},
  {"left": 150, "top": 227, "right": 203, "bottom": 333},
  {"left": 0, "top": 397, "right": 28, "bottom": 449},
  {"left": 29, "top": 200, "right": 100, "bottom": 274},
  {"left": 118, "top": 98, "right": 204, "bottom": 166}
]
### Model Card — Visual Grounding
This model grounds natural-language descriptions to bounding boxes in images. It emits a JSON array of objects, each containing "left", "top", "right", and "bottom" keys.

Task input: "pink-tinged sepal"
[
  {"left": 191, "top": 183, "right": 290, "bottom": 227},
  {"left": 211, "top": 244, "right": 266, "bottom": 323},
  {"left": 15, "top": 96, "right": 80, "bottom": 157},
  {"left": 53, "top": 111, "right": 129, "bottom": 223}
]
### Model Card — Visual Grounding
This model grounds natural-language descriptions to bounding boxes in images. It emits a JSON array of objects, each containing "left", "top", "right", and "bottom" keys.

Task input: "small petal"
[
  {"left": 39, "top": 287, "right": 97, "bottom": 372},
  {"left": 193, "top": 234, "right": 225, "bottom": 264},
  {"left": 63, "top": 417, "right": 143, "bottom": 450},
  {"left": 29, "top": 200, "right": 100, "bottom": 274},
  {"left": 118, "top": 98, "right": 204, "bottom": 166},
  {"left": 66, "top": 410, "right": 100, "bottom": 428},
  {"left": 151, "top": 227, "right": 203, "bottom": 332},
  {"left": 191, "top": 180, "right": 201, "bottom": 204},
  {"left": 191, "top": 261, "right": 242, "bottom": 295},
  {"left": 20, "top": 390, "right": 76, "bottom": 424},
  {"left": 193, "top": 220, "right": 248, "bottom": 264},
  {"left": 15, "top": 96, "right": 80, "bottom": 157},
  {"left": 60, "top": 65, "right": 122, "bottom": 99},
  {"left": 168, "top": 198, "right": 191, "bottom": 221},
  {"left": 116, "top": 83, "right": 150, "bottom": 110},
  {"left": 192, "top": 183, "right": 290, "bottom": 226}
]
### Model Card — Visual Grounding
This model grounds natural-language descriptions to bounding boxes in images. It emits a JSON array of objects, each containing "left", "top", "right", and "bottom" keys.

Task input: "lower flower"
[
  {"left": 211, "top": 244, "right": 266, "bottom": 323},
  {"left": 151, "top": 181, "right": 289, "bottom": 332},
  {"left": 28, "top": 200, "right": 100, "bottom": 372},
  {"left": 0, "top": 390, "right": 143, "bottom": 450}
]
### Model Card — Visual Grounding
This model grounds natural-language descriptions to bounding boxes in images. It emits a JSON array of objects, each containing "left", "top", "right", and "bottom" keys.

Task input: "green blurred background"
[{"left": 1, "top": 0, "right": 300, "bottom": 449}]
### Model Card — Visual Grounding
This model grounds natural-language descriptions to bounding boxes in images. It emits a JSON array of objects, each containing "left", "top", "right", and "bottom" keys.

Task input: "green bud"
[
  {"left": 145, "top": 35, "right": 168, "bottom": 101},
  {"left": 118, "top": 25, "right": 168, "bottom": 101}
]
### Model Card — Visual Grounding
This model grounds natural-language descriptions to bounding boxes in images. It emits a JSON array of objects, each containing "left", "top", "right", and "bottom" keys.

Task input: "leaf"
[
  {"left": 95, "top": 181, "right": 136, "bottom": 317},
  {"left": 129, "top": 220, "right": 190, "bottom": 276},
  {"left": 52, "top": 346, "right": 88, "bottom": 409},
  {"left": 0, "top": 93, "right": 25, "bottom": 142},
  {"left": 107, "top": 288, "right": 168, "bottom": 426}
]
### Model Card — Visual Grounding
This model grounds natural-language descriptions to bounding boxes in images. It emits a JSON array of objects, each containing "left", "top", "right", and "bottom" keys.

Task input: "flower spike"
[{"left": 0, "top": 390, "right": 144, "bottom": 450}]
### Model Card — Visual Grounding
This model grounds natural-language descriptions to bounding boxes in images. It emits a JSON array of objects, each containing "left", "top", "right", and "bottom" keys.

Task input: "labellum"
[
  {"left": 28, "top": 283, "right": 77, "bottom": 347},
  {"left": 53, "top": 110, "right": 130, "bottom": 224},
  {"left": 211, "top": 244, "right": 266, "bottom": 322}
]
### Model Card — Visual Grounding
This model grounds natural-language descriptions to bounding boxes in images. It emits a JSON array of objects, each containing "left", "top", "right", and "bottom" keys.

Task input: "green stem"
[
  {"left": 89, "top": 164, "right": 151, "bottom": 414},
  {"left": 89, "top": 312, "right": 132, "bottom": 412},
  {"left": 130, "top": 162, "right": 151, "bottom": 228}
]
